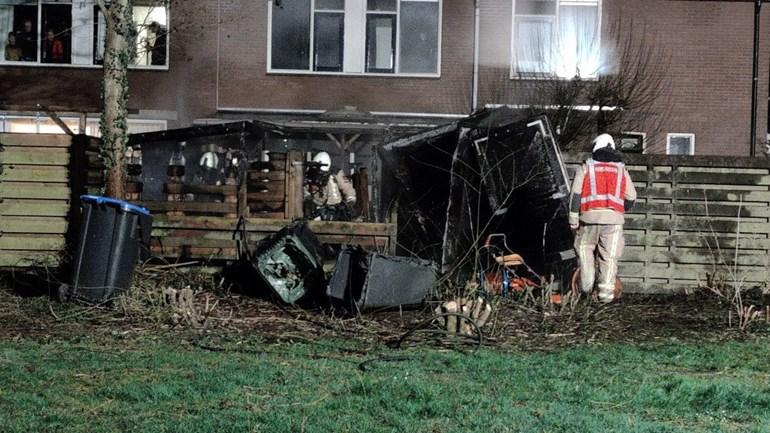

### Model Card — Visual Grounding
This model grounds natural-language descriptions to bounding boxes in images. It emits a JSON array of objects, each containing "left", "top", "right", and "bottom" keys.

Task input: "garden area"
[{"left": 1, "top": 267, "right": 769, "bottom": 433}]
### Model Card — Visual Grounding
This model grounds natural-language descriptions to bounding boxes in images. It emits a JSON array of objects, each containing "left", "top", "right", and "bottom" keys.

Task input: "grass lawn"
[{"left": 2, "top": 334, "right": 770, "bottom": 433}]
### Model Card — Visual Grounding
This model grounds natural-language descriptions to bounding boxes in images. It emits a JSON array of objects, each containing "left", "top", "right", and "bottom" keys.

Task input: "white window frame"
[
  {"left": 666, "top": 133, "right": 695, "bottom": 156},
  {"left": 512, "top": 15, "right": 554, "bottom": 74},
  {"left": 310, "top": 0, "right": 345, "bottom": 72},
  {"left": 85, "top": 117, "right": 168, "bottom": 136},
  {"left": 509, "top": 0, "right": 602, "bottom": 80},
  {"left": 0, "top": 113, "right": 167, "bottom": 135},
  {"left": 0, "top": 114, "right": 80, "bottom": 133},
  {"left": 620, "top": 131, "right": 646, "bottom": 154},
  {"left": 364, "top": 1, "right": 398, "bottom": 73},
  {"left": 0, "top": 0, "right": 170, "bottom": 71},
  {"left": 266, "top": 0, "right": 442, "bottom": 78}
]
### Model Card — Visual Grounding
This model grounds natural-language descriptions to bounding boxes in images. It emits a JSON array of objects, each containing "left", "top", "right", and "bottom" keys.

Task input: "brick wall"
[
  {"left": 0, "top": 0, "right": 219, "bottom": 129},
  {"left": 1, "top": 0, "right": 769, "bottom": 155},
  {"left": 216, "top": 0, "right": 474, "bottom": 115},
  {"left": 477, "top": 0, "right": 770, "bottom": 156}
]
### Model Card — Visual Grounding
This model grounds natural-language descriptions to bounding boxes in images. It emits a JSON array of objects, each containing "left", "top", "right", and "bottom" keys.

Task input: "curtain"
[
  {"left": 557, "top": 4, "right": 599, "bottom": 78},
  {"left": 0, "top": 5, "right": 12, "bottom": 60},
  {"left": 516, "top": 17, "right": 553, "bottom": 74}
]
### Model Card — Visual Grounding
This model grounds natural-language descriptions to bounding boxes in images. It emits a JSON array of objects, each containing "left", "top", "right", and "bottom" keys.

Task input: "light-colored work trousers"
[{"left": 575, "top": 224, "right": 624, "bottom": 302}]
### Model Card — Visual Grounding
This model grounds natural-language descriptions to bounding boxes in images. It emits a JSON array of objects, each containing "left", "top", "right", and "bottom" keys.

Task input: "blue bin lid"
[{"left": 81, "top": 195, "right": 151, "bottom": 216}]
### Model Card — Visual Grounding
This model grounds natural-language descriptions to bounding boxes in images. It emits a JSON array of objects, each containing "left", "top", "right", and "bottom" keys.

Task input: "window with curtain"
[{"left": 512, "top": 0, "right": 600, "bottom": 78}]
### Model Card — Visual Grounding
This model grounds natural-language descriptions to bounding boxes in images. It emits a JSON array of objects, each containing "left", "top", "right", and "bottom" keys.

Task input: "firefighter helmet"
[
  {"left": 313, "top": 152, "right": 332, "bottom": 172},
  {"left": 591, "top": 133, "right": 616, "bottom": 152}
]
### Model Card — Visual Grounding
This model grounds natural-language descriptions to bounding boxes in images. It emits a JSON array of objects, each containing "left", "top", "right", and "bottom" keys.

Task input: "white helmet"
[
  {"left": 312, "top": 152, "right": 331, "bottom": 172},
  {"left": 592, "top": 133, "right": 615, "bottom": 152}
]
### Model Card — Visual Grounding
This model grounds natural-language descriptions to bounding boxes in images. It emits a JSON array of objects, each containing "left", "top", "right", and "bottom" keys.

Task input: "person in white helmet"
[
  {"left": 304, "top": 151, "right": 357, "bottom": 221},
  {"left": 568, "top": 133, "right": 637, "bottom": 303}
]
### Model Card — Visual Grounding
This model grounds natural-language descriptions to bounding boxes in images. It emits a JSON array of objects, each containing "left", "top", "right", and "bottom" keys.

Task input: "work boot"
[
  {"left": 598, "top": 293, "right": 614, "bottom": 303},
  {"left": 597, "top": 285, "right": 615, "bottom": 303}
]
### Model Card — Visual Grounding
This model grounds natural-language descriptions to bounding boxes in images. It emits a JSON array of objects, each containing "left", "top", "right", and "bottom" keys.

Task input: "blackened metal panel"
[
  {"left": 327, "top": 246, "right": 436, "bottom": 312},
  {"left": 357, "top": 254, "right": 436, "bottom": 310}
]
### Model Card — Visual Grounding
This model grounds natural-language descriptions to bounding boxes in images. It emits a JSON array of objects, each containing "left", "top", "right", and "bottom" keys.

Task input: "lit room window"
[
  {"left": 0, "top": 115, "right": 79, "bottom": 134},
  {"left": 0, "top": 0, "right": 168, "bottom": 68},
  {"left": 619, "top": 132, "right": 645, "bottom": 154},
  {"left": 0, "top": 115, "right": 166, "bottom": 135},
  {"left": 512, "top": 0, "right": 600, "bottom": 78},
  {"left": 85, "top": 118, "right": 167, "bottom": 136},
  {"left": 0, "top": 0, "right": 39, "bottom": 62},
  {"left": 95, "top": 0, "right": 169, "bottom": 67},
  {"left": 269, "top": 0, "right": 441, "bottom": 75},
  {"left": 666, "top": 133, "right": 695, "bottom": 155}
]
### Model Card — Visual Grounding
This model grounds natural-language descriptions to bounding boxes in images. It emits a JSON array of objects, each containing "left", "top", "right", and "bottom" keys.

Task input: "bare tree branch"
[{"left": 489, "top": 15, "right": 674, "bottom": 153}]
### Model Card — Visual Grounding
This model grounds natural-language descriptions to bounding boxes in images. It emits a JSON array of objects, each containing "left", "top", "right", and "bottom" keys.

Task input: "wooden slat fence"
[
  {"left": 149, "top": 217, "right": 397, "bottom": 260},
  {"left": 564, "top": 153, "right": 770, "bottom": 293},
  {"left": 0, "top": 133, "right": 95, "bottom": 268},
  {"left": 1, "top": 134, "right": 397, "bottom": 267},
  {"left": 5, "top": 133, "right": 764, "bottom": 293}
]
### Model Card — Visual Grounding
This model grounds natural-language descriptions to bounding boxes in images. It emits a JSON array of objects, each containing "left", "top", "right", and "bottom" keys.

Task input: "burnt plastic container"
[
  {"left": 249, "top": 222, "right": 325, "bottom": 304},
  {"left": 327, "top": 246, "right": 436, "bottom": 313},
  {"left": 67, "top": 195, "right": 152, "bottom": 302}
]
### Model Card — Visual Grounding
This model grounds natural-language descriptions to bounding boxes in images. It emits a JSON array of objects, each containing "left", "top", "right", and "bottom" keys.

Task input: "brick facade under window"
[{"left": 0, "top": 0, "right": 767, "bottom": 156}]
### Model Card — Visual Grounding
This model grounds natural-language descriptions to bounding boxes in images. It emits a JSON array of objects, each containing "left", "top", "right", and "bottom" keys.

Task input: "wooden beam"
[
  {"left": 45, "top": 110, "right": 75, "bottom": 136},
  {"left": 344, "top": 133, "right": 361, "bottom": 150},
  {"left": 326, "top": 133, "right": 345, "bottom": 150}
]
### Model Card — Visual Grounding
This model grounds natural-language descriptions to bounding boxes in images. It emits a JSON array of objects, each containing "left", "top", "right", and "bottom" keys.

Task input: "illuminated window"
[
  {"left": 0, "top": 115, "right": 79, "bottom": 134},
  {"left": 94, "top": 0, "right": 169, "bottom": 67},
  {"left": 0, "top": 0, "right": 168, "bottom": 68},
  {"left": 85, "top": 119, "right": 167, "bottom": 136},
  {"left": 0, "top": 115, "right": 165, "bottom": 135},
  {"left": 512, "top": 0, "right": 600, "bottom": 78}
]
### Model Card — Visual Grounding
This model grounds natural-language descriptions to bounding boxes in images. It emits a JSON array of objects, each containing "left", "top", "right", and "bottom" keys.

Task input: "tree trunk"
[{"left": 100, "top": 0, "right": 133, "bottom": 199}]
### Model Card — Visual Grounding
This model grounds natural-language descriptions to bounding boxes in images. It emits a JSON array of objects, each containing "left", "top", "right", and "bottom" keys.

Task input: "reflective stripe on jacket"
[{"left": 580, "top": 159, "right": 626, "bottom": 213}]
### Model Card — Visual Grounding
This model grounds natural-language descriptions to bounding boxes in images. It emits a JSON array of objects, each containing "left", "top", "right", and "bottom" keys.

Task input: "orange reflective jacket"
[{"left": 580, "top": 159, "right": 626, "bottom": 213}]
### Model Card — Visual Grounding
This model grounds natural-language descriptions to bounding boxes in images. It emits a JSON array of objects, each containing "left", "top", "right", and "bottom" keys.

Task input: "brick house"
[{"left": 0, "top": 0, "right": 768, "bottom": 156}]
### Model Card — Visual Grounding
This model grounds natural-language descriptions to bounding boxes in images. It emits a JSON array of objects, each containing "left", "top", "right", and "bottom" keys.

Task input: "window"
[
  {"left": 366, "top": 0, "right": 396, "bottom": 73},
  {"left": 619, "top": 132, "right": 645, "bottom": 154},
  {"left": 0, "top": 114, "right": 166, "bottom": 135},
  {"left": 1, "top": 0, "right": 39, "bottom": 62},
  {"left": 1, "top": 0, "right": 169, "bottom": 68},
  {"left": 398, "top": 1, "right": 439, "bottom": 73},
  {"left": 269, "top": 0, "right": 441, "bottom": 76},
  {"left": 666, "top": 133, "right": 695, "bottom": 155},
  {"left": 95, "top": 0, "right": 169, "bottom": 67},
  {"left": 0, "top": 114, "right": 79, "bottom": 133},
  {"left": 84, "top": 118, "right": 167, "bottom": 136},
  {"left": 41, "top": 3, "right": 71, "bottom": 64},
  {"left": 314, "top": 0, "right": 344, "bottom": 71},
  {"left": 511, "top": 0, "right": 600, "bottom": 78}
]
